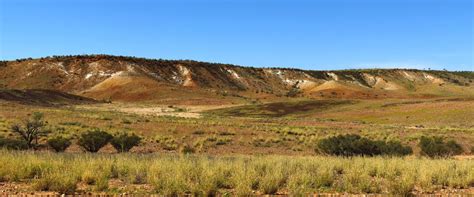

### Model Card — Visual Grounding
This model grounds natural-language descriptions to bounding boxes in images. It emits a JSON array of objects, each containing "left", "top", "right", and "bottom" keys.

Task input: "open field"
[
  {"left": 0, "top": 96, "right": 473, "bottom": 195},
  {"left": 1, "top": 97, "right": 473, "bottom": 155},
  {"left": 0, "top": 150, "right": 473, "bottom": 195}
]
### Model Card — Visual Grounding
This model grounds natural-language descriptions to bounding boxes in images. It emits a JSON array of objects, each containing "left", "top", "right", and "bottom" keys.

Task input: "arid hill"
[{"left": 1, "top": 55, "right": 472, "bottom": 103}]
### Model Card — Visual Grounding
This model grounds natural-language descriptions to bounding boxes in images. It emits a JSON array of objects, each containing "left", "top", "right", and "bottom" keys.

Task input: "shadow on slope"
[
  {"left": 0, "top": 89, "right": 100, "bottom": 106},
  {"left": 207, "top": 100, "right": 354, "bottom": 118}
]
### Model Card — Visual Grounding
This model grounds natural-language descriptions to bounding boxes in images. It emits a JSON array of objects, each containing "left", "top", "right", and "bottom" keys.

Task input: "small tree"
[
  {"left": 11, "top": 112, "right": 48, "bottom": 149},
  {"left": 78, "top": 129, "right": 112, "bottom": 152},
  {"left": 47, "top": 136, "right": 72, "bottom": 152},
  {"left": 110, "top": 133, "right": 141, "bottom": 152}
]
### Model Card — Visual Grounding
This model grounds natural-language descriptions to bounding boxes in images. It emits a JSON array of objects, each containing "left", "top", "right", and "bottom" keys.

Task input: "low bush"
[
  {"left": 377, "top": 141, "right": 413, "bottom": 156},
  {"left": 419, "top": 136, "right": 463, "bottom": 157},
  {"left": 317, "top": 134, "right": 412, "bottom": 156},
  {"left": 0, "top": 136, "right": 28, "bottom": 150},
  {"left": 78, "top": 129, "right": 113, "bottom": 152},
  {"left": 111, "top": 133, "right": 141, "bottom": 152},
  {"left": 47, "top": 136, "right": 71, "bottom": 152}
]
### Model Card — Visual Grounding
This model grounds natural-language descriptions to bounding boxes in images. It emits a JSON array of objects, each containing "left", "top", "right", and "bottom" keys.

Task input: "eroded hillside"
[{"left": 1, "top": 55, "right": 472, "bottom": 103}]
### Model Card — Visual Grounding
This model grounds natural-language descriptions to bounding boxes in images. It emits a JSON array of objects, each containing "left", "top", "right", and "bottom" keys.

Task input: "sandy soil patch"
[{"left": 76, "top": 103, "right": 240, "bottom": 118}]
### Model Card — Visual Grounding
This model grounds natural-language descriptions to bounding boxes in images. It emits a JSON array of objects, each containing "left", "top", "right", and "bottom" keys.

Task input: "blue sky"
[{"left": 0, "top": 0, "right": 472, "bottom": 71}]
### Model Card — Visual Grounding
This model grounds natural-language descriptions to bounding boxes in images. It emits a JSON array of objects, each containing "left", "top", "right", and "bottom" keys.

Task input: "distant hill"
[{"left": 1, "top": 55, "right": 472, "bottom": 104}]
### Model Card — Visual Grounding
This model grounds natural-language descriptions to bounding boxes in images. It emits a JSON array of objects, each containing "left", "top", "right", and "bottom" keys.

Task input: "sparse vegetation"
[{"left": 155, "top": 135, "right": 179, "bottom": 151}]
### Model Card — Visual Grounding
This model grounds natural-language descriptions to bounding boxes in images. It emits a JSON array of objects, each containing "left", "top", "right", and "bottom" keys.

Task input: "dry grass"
[{"left": 0, "top": 150, "right": 473, "bottom": 195}]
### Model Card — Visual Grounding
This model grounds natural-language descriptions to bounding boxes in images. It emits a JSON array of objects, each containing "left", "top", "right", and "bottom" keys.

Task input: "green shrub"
[
  {"left": 0, "top": 136, "right": 28, "bottom": 150},
  {"left": 78, "top": 129, "right": 113, "bottom": 152},
  {"left": 446, "top": 140, "right": 463, "bottom": 154},
  {"left": 111, "top": 133, "right": 141, "bottom": 152},
  {"left": 377, "top": 140, "right": 413, "bottom": 156},
  {"left": 47, "top": 136, "right": 71, "bottom": 152},
  {"left": 317, "top": 134, "right": 412, "bottom": 156},
  {"left": 318, "top": 134, "right": 374, "bottom": 156},
  {"left": 419, "top": 136, "right": 463, "bottom": 157}
]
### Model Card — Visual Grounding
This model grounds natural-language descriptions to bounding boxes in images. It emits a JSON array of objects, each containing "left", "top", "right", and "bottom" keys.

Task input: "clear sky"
[{"left": 0, "top": 0, "right": 472, "bottom": 71}]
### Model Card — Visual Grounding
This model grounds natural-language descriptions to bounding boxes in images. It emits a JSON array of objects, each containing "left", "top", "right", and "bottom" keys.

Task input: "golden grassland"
[{"left": 0, "top": 150, "right": 473, "bottom": 195}]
